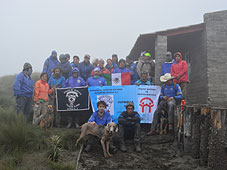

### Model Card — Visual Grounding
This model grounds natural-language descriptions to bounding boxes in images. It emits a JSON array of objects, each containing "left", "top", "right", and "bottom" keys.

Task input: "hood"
[{"left": 174, "top": 52, "right": 182, "bottom": 62}]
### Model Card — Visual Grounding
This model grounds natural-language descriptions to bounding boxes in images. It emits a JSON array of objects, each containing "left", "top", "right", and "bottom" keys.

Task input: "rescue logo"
[
  {"left": 64, "top": 89, "right": 82, "bottom": 109},
  {"left": 97, "top": 95, "right": 114, "bottom": 115},
  {"left": 139, "top": 97, "right": 154, "bottom": 113}
]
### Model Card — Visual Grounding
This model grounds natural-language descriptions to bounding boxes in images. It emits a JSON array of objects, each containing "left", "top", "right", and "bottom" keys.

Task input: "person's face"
[
  {"left": 84, "top": 57, "right": 89, "bottom": 63},
  {"left": 73, "top": 57, "right": 79, "bottom": 64},
  {"left": 98, "top": 104, "right": 105, "bottom": 116},
  {"left": 127, "top": 106, "right": 134, "bottom": 114},
  {"left": 66, "top": 56, "right": 70, "bottom": 61},
  {"left": 166, "top": 54, "right": 172, "bottom": 62},
  {"left": 175, "top": 55, "right": 181, "bottom": 62},
  {"left": 99, "top": 61, "right": 104, "bottom": 68},
  {"left": 60, "top": 58, "right": 66, "bottom": 63},
  {"left": 94, "top": 70, "right": 100, "bottom": 76},
  {"left": 119, "top": 61, "right": 125, "bottom": 68},
  {"left": 141, "top": 74, "right": 148, "bottom": 82},
  {"left": 73, "top": 72, "right": 78, "bottom": 78},
  {"left": 145, "top": 56, "right": 150, "bottom": 61},
  {"left": 107, "top": 59, "right": 112, "bottom": 66},
  {"left": 166, "top": 79, "right": 173, "bottom": 85},
  {"left": 52, "top": 53, "right": 57, "bottom": 59},
  {"left": 112, "top": 56, "right": 118, "bottom": 62},
  {"left": 41, "top": 74, "right": 48, "bottom": 82},
  {"left": 54, "top": 69, "right": 61, "bottom": 76}
]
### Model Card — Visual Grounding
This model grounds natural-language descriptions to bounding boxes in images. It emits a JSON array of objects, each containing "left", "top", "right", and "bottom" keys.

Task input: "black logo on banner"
[{"left": 65, "top": 89, "right": 82, "bottom": 109}]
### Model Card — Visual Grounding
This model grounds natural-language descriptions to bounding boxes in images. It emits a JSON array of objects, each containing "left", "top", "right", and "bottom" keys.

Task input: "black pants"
[{"left": 119, "top": 122, "right": 141, "bottom": 143}]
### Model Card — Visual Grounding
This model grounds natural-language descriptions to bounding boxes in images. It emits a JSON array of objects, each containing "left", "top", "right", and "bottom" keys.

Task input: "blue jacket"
[
  {"left": 160, "top": 82, "right": 183, "bottom": 100},
  {"left": 13, "top": 72, "right": 34, "bottom": 98},
  {"left": 112, "top": 67, "right": 132, "bottom": 74},
  {"left": 118, "top": 111, "right": 141, "bottom": 125},
  {"left": 161, "top": 61, "right": 176, "bottom": 76},
  {"left": 128, "top": 62, "right": 138, "bottom": 84},
  {"left": 78, "top": 61, "right": 94, "bottom": 81},
  {"left": 88, "top": 110, "right": 111, "bottom": 126},
  {"left": 134, "top": 79, "right": 151, "bottom": 85},
  {"left": 87, "top": 76, "right": 106, "bottom": 86},
  {"left": 48, "top": 75, "right": 65, "bottom": 88},
  {"left": 57, "top": 62, "right": 71, "bottom": 79},
  {"left": 112, "top": 61, "right": 118, "bottom": 69},
  {"left": 42, "top": 56, "right": 60, "bottom": 78},
  {"left": 63, "top": 76, "right": 86, "bottom": 88}
]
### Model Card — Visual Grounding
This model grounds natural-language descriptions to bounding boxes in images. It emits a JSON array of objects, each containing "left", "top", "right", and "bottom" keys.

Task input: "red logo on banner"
[{"left": 139, "top": 97, "right": 154, "bottom": 113}]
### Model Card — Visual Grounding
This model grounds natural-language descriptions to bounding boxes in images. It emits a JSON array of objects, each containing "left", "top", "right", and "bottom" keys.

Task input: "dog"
[
  {"left": 159, "top": 109, "right": 168, "bottom": 135},
  {"left": 75, "top": 122, "right": 118, "bottom": 158},
  {"left": 39, "top": 105, "right": 54, "bottom": 129}
]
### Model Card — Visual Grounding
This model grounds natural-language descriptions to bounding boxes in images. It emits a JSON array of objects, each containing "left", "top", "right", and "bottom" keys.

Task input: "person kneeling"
[{"left": 118, "top": 102, "right": 141, "bottom": 153}]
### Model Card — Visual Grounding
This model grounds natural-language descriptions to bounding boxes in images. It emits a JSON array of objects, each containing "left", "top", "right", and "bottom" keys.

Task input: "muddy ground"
[{"left": 76, "top": 130, "right": 208, "bottom": 170}]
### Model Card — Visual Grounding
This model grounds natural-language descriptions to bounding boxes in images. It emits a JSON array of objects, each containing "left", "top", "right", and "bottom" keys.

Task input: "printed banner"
[
  {"left": 56, "top": 87, "right": 90, "bottom": 111},
  {"left": 88, "top": 85, "right": 161, "bottom": 123}
]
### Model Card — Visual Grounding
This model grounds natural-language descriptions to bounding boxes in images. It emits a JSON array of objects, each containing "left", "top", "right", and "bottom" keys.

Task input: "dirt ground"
[{"left": 76, "top": 131, "right": 208, "bottom": 170}]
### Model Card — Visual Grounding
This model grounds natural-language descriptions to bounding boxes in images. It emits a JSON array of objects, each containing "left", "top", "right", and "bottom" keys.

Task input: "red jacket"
[
  {"left": 91, "top": 67, "right": 110, "bottom": 76},
  {"left": 34, "top": 80, "right": 53, "bottom": 102},
  {"left": 171, "top": 52, "right": 189, "bottom": 83}
]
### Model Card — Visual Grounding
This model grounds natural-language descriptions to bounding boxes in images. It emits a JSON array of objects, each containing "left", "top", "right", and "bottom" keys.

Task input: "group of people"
[{"left": 13, "top": 50, "right": 189, "bottom": 153}]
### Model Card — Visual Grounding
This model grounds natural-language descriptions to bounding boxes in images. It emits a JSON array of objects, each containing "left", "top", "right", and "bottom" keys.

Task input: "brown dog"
[
  {"left": 75, "top": 122, "right": 118, "bottom": 158},
  {"left": 40, "top": 105, "right": 54, "bottom": 129}
]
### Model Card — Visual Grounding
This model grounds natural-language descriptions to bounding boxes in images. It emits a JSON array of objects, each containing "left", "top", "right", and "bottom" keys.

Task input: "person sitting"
[
  {"left": 84, "top": 101, "right": 112, "bottom": 152},
  {"left": 147, "top": 73, "right": 183, "bottom": 135},
  {"left": 63, "top": 67, "right": 86, "bottom": 128},
  {"left": 87, "top": 67, "right": 106, "bottom": 86},
  {"left": 118, "top": 102, "right": 141, "bottom": 153},
  {"left": 134, "top": 72, "right": 151, "bottom": 85}
]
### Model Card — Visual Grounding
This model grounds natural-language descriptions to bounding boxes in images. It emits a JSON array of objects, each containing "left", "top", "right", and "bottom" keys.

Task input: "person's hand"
[
  {"left": 167, "top": 97, "right": 174, "bottom": 101},
  {"left": 163, "top": 96, "right": 168, "bottom": 100},
  {"left": 136, "top": 83, "right": 140, "bottom": 86},
  {"left": 89, "top": 122, "right": 96, "bottom": 125},
  {"left": 126, "top": 117, "right": 133, "bottom": 121}
]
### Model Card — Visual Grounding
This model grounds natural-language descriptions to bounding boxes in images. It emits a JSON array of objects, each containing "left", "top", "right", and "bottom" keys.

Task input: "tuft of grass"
[
  {"left": 48, "top": 135, "right": 62, "bottom": 162},
  {"left": 49, "top": 162, "right": 75, "bottom": 170}
]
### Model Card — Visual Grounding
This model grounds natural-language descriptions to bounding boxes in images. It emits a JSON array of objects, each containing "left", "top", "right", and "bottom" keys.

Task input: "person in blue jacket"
[
  {"left": 112, "top": 54, "right": 118, "bottom": 68},
  {"left": 126, "top": 56, "right": 139, "bottom": 84},
  {"left": 13, "top": 63, "right": 34, "bottom": 121},
  {"left": 63, "top": 67, "right": 86, "bottom": 128},
  {"left": 87, "top": 67, "right": 106, "bottom": 86},
  {"left": 118, "top": 102, "right": 141, "bottom": 152},
  {"left": 161, "top": 51, "right": 175, "bottom": 76},
  {"left": 84, "top": 101, "right": 112, "bottom": 152},
  {"left": 78, "top": 54, "right": 94, "bottom": 81},
  {"left": 42, "top": 50, "right": 60, "bottom": 78},
  {"left": 112, "top": 59, "right": 133, "bottom": 74},
  {"left": 48, "top": 67, "right": 65, "bottom": 89},
  {"left": 57, "top": 54, "right": 71, "bottom": 79},
  {"left": 147, "top": 73, "right": 183, "bottom": 135}
]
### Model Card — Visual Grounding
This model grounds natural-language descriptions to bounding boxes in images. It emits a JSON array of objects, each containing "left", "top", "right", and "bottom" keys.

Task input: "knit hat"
[
  {"left": 23, "top": 63, "right": 32, "bottom": 70},
  {"left": 59, "top": 54, "right": 66, "bottom": 60},
  {"left": 126, "top": 102, "right": 134, "bottom": 109}
]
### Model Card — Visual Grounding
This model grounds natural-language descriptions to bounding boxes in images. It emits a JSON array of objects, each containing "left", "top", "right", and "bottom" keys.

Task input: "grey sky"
[{"left": 0, "top": 0, "right": 226, "bottom": 76}]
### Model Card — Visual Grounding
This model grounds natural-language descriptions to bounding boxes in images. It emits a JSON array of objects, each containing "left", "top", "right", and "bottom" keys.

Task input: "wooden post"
[
  {"left": 191, "top": 106, "right": 201, "bottom": 158},
  {"left": 199, "top": 106, "right": 211, "bottom": 166}
]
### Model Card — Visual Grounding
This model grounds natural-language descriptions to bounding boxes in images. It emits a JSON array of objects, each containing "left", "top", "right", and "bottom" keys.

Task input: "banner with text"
[
  {"left": 88, "top": 85, "right": 161, "bottom": 123},
  {"left": 56, "top": 87, "right": 90, "bottom": 111}
]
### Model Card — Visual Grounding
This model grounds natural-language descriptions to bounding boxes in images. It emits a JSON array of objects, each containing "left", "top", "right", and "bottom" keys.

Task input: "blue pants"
[{"left": 16, "top": 96, "right": 32, "bottom": 121}]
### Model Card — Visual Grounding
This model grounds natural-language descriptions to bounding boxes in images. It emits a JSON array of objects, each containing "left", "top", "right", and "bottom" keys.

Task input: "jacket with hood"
[
  {"left": 171, "top": 52, "right": 189, "bottom": 83},
  {"left": 57, "top": 61, "right": 71, "bottom": 79},
  {"left": 34, "top": 80, "right": 53, "bottom": 102},
  {"left": 42, "top": 51, "right": 60, "bottom": 78},
  {"left": 78, "top": 61, "right": 94, "bottom": 81},
  {"left": 137, "top": 56, "right": 155, "bottom": 80}
]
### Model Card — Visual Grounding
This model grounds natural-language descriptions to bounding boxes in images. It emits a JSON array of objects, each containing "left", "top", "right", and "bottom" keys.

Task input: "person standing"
[
  {"left": 13, "top": 63, "right": 34, "bottom": 121},
  {"left": 33, "top": 73, "right": 54, "bottom": 125},
  {"left": 126, "top": 56, "right": 138, "bottom": 84},
  {"left": 79, "top": 54, "right": 94, "bottom": 81},
  {"left": 63, "top": 68, "right": 86, "bottom": 128},
  {"left": 70, "top": 56, "right": 80, "bottom": 70},
  {"left": 58, "top": 54, "right": 72, "bottom": 79},
  {"left": 91, "top": 59, "right": 110, "bottom": 76},
  {"left": 42, "top": 50, "right": 60, "bottom": 78},
  {"left": 161, "top": 51, "right": 175, "bottom": 76},
  {"left": 171, "top": 52, "right": 188, "bottom": 99},
  {"left": 105, "top": 58, "right": 114, "bottom": 73}
]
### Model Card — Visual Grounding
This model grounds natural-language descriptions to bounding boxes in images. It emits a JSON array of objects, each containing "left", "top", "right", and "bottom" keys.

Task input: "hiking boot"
[
  {"left": 119, "top": 142, "right": 127, "bottom": 152},
  {"left": 110, "top": 144, "right": 118, "bottom": 153},
  {"left": 147, "top": 130, "right": 157, "bottom": 136},
  {"left": 84, "top": 144, "right": 92, "bottom": 152},
  {"left": 135, "top": 142, "right": 142, "bottom": 153}
]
